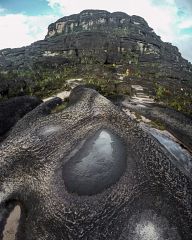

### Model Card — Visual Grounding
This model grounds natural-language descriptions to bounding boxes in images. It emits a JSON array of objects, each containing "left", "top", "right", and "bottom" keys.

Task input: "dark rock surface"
[
  {"left": 0, "top": 87, "right": 191, "bottom": 239},
  {"left": 124, "top": 102, "right": 192, "bottom": 150},
  {"left": 0, "top": 95, "right": 42, "bottom": 139},
  {"left": 0, "top": 10, "right": 191, "bottom": 89}
]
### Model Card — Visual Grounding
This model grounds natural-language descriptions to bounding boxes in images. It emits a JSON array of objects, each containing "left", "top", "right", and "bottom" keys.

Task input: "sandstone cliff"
[{"left": 0, "top": 10, "right": 191, "bottom": 101}]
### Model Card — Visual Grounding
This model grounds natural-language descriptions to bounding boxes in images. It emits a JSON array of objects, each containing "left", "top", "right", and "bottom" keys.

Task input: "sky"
[{"left": 0, "top": 0, "right": 192, "bottom": 62}]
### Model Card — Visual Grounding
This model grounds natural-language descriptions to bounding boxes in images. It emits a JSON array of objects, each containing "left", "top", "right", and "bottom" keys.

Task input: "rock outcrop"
[
  {"left": 0, "top": 87, "right": 192, "bottom": 239},
  {"left": 0, "top": 10, "right": 191, "bottom": 72},
  {"left": 0, "top": 96, "right": 42, "bottom": 139},
  {"left": 0, "top": 10, "right": 192, "bottom": 98}
]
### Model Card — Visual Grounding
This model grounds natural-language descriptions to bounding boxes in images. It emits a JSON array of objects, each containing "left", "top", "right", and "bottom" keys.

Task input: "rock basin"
[{"left": 63, "top": 129, "right": 127, "bottom": 195}]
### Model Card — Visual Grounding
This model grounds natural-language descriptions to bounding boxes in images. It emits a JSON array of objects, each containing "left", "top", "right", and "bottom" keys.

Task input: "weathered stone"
[
  {"left": 0, "top": 10, "right": 190, "bottom": 71},
  {"left": 0, "top": 87, "right": 191, "bottom": 239},
  {"left": 0, "top": 96, "right": 42, "bottom": 139},
  {"left": 0, "top": 9, "right": 191, "bottom": 97}
]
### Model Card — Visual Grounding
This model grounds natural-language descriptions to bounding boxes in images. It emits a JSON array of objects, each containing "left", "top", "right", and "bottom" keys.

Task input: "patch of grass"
[
  {"left": 153, "top": 83, "right": 192, "bottom": 116},
  {"left": 134, "top": 112, "right": 142, "bottom": 120},
  {"left": 51, "top": 102, "right": 68, "bottom": 113},
  {"left": 51, "top": 97, "right": 69, "bottom": 113},
  {"left": 0, "top": 62, "right": 136, "bottom": 101},
  {"left": 149, "top": 119, "right": 166, "bottom": 131},
  {"left": 82, "top": 74, "right": 133, "bottom": 98},
  {"left": 0, "top": 66, "right": 77, "bottom": 100}
]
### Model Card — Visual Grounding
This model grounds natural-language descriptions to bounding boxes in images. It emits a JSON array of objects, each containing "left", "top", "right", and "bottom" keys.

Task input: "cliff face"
[
  {"left": 0, "top": 10, "right": 192, "bottom": 96},
  {"left": 45, "top": 10, "right": 150, "bottom": 38}
]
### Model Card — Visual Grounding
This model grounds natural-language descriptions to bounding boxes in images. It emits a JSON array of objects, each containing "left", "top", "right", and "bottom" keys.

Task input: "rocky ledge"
[
  {"left": 0, "top": 87, "right": 192, "bottom": 239},
  {"left": 0, "top": 10, "right": 191, "bottom": 75},
  {"left": 0, "top": 9, "right": 191, "bottom": 104}
]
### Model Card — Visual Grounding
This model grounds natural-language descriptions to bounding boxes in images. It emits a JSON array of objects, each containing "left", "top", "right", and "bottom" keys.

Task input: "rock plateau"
[{"left": 0, "top": 10, "right": 191, "bottom": 92}]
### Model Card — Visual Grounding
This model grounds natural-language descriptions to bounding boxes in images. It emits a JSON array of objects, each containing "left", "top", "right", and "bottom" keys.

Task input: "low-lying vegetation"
[
  {"left": 149, "top": 119, "right": 166, "bottom": 131},
  {"left": 0, "top": 64, "right": 132, "bottom": 101},
  {"left": 154, "top": 83, "right": 192, "bottom": 116},
  {"left": 0, "top": 66, "right": 77, "bottom": 100},
  {"left": 0, "top": 65, "right": 191, "bottom": 118},
  {"left": 51, "top": 100, "right": 69, "bottom": 113}
]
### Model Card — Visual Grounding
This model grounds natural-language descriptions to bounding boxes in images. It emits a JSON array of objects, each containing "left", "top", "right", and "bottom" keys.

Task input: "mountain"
[{"left": 0, "top": 9, "right": 191, "bottom": 108}]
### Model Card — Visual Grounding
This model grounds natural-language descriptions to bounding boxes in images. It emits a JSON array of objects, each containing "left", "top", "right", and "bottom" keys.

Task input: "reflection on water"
[
  {"left": 63, "top": 129, "right": 127, "bottom": 195},
  {"left": 75, "top": 130, "right": 114, "bottom": 174}
]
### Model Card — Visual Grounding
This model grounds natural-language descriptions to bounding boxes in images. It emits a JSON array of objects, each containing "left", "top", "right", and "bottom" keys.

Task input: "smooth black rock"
[{"left": 0, "top": 96, "right": 42, "bottom": 137}]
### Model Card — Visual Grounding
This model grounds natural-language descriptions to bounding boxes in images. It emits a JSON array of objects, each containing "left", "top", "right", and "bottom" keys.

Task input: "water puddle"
[{"left": 63, "top": 129, "right": 127, "bottom": 195}]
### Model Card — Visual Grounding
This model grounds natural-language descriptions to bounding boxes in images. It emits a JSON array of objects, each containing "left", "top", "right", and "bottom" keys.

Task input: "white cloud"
[
  {"left": 173, "top": 34, "right": 192, "bottom": 62},
  {"left": 175, "top": 0, "right": 192, "bottom": 13},
  {"left": 47, "top": 0, "right": 65, "bottom": 10},
  {"left": 0, "top": 14, "right": 58, "bottom": 49},
  {"left": 178, "top": 19, "right": 192, "bottom": 29},
  {"left": 0, "top": 7, "right": 5, "bottom": 14},
  {"left": 47, "top": 0, "right": 172, "bottom": 17}
]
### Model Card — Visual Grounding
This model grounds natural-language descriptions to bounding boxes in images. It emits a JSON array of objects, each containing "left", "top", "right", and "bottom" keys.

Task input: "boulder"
[{"left": 0, "top": 96, "right": 42, "bottom": 138}]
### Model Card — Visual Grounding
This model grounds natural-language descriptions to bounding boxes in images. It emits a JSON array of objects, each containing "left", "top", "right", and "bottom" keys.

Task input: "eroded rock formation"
[
  {"left": 0, "top": 96, "right": 42, "bottom": 139},
  {"left": 0, "top": 87, "right": 191, "bottom": 239},
  {"left": 0, "top": 10, "right": 191, "bottom": 80}
]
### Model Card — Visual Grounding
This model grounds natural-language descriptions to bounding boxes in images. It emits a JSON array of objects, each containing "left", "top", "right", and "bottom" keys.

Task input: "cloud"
[
  {"left": 175, "top": 0, "right": 192, "bottom": 13},
  {"left": 46, "top": 0, "right": 171, "bottom": 16},
  {"left": 0, "top": 7, "right": 6, "bottom": 14},
  {"left": 176, "top": 35, "right": 192, "bottom": 62},
  {"left": 178, "top": 18, "right": 192, "bottom": 29},
  {"left": 0, "top": 13, "right": 58, "bottom": 49},
  {"left": 47, "top": 0, "right": 65, "bottom": 9}
]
